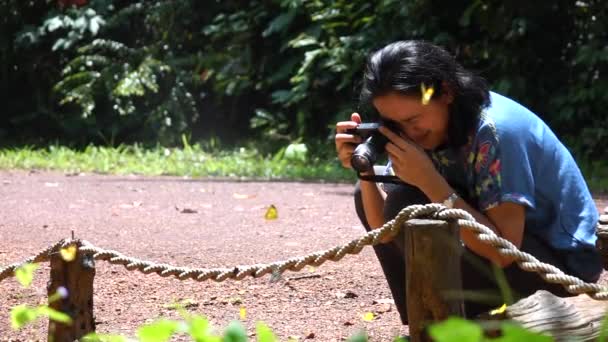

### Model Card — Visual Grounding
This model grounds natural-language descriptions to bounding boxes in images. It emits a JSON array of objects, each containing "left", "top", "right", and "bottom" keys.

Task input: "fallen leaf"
[
  {"left": 344, "top": 290, "right": 358, "bottom": 298},
  {"left": 175, "top": 206, "right": 198, "bottom": 214},
  {"left": 264, "top": 205, "right": 278, "bottom": 220}
]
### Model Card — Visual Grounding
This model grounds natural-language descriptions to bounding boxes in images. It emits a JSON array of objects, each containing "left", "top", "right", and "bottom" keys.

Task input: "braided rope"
[
  {"left": 1, "top": 204, "right": 607, "bottom": 300},
  {"left": 0, "top": 239, "right": 73, "bottom": 282}
]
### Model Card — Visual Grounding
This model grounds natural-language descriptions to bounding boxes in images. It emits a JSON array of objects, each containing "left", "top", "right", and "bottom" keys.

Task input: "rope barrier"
[{"left": 1, "top": 204, "right": 607, "bottom": 300}]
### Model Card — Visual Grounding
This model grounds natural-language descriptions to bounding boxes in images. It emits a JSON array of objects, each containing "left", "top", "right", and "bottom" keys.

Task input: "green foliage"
[
  {"left": 2, "top": 1, "right": 607, "bottom": 163},
  {"left": 429, "top": 317, "right": 551, "bottom": 342},
  {"left": 0, "top": 144, "right": 354, "bottom": 183},
  {"left": 14, "top": 263, "right": 38, "bottom": 288}
]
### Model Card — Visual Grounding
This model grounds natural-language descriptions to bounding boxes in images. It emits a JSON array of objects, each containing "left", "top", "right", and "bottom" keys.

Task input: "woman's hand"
[
  {"left": 378, "top": 126, "right": 441, "bottom": 189},
  {"left": 335, "top": 113, "right": 364, "bottom": 169}
]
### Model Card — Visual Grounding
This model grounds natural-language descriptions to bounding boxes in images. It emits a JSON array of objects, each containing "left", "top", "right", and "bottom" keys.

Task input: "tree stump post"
[
  {"left": 404, "top": 219, "right": 465, "bottom": 342},
  {"left": 47, "top": 242, "right": 96, "bottom": 341}
]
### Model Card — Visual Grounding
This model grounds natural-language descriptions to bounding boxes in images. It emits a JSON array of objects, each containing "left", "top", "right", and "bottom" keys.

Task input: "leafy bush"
[{"left": 2, "top": 1, "right": 606, "bottom": 160}]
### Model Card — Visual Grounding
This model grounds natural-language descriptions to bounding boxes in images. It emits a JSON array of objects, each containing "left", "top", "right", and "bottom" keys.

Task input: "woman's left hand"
[{"left": 379, "top": 126, "right": 442, "bottom": 190}]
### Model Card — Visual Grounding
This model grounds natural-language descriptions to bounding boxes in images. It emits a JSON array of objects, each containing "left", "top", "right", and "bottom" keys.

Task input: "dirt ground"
[{"left": 1, "top": 170, "right": 607, "bottom": 341}]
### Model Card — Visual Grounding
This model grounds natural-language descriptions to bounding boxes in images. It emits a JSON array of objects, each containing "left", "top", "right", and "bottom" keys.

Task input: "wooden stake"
[
  {"left": 47, "top": 243, "right": 96, "bottom": 341},
  {"left": 404, "top": 219, "right": 465, "bottom": 341}
]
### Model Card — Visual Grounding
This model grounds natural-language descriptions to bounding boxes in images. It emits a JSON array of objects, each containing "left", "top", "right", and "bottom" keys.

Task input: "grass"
[
  {"left": 0, "top": 143, "right": 355, "bottom": 183},
  {"left": 0, "top": 143, "right": 606, "bottom": 194}
]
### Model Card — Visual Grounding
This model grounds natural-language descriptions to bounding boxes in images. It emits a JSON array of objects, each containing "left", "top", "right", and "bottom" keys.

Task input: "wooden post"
[
  {"left": 404, "top": 219, "right": 465, "bottom": 341},
  {"left": 47, "top": 243, "right": 96, "bottom": 341}
]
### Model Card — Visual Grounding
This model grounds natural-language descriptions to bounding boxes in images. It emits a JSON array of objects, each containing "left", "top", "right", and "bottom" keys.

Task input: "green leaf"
[
  {"left": 256, "top": 322, "right": 277, "bottom": 342},
  {"left": 346, "top": 330, "right": 368, "bottom": 342},
  {"left": 37, "top": 306, "right": 73, "bottom": 324},
  {"left": 188, "top": 315, "right": 220, "bottom": 341},
  {"left": 45, "top": 16, "right": 65, "bottom": 32},
  {"left": 223, "top": 321, "right": 247, "bottom": 342},
  {"left": 82, "top": 333, "right": 128, "bottom": 342},
  {"left": 494, "top": 323, "right": 552, "bottom": 342},
  {"left": 138, "top": 320, "right": 179, "bottom": 342},
  {"left": 10, "top": 304, "right": 38, "bottom": 329},
  {"left": 262, "top": 10, "right": 296, "bottom": 37},
  {"left": 428, "top": 317, "right": 483, "bottom": 342},
  {"left": 283, "top": 143, "right": 307, "bottom": 162},
  {"left": 15, "top": 263, "right": 38, "bottom": 288}
]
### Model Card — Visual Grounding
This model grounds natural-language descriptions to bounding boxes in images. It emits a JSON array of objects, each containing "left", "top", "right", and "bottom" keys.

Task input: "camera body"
[{"left": 345, "top": 123, "right": 389, "bottom": 173}]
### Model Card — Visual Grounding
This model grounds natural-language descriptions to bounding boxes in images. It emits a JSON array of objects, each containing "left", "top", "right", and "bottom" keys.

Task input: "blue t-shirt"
[{"left": 387, "top": 92, "right": 601, "bottom": 280}]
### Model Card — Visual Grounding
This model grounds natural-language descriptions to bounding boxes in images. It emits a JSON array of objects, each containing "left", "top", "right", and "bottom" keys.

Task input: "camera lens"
[
  {"left": 350, "top": 134, "right": 387, "bottom": 173},
  {"left": 351, "top": 152, "right": 373, "bottom": 173}
]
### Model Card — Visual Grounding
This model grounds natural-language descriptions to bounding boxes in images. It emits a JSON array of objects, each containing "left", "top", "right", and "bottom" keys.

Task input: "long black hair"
[{"left": 360, "top": 40, "right": 490, "bottom": 148}]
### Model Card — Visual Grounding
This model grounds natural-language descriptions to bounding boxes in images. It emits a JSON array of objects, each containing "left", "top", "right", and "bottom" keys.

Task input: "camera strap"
[{"left": 357, "top": 173, "right": 404, "bottom": 184}]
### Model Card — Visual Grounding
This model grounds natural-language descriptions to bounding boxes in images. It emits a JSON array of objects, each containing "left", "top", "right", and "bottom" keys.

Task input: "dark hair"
[{"left": 360, "top": 40, "right": 490, "bottom": 148}]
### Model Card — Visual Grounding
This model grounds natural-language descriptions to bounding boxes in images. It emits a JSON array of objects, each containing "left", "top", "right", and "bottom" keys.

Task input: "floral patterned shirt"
[{"left": 387, "top": 92, "right": 601, "bottom": 280}]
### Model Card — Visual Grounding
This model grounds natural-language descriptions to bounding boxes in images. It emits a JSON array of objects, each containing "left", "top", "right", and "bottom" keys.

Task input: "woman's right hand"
[{"left": 335, "top": 113, "right": 363, "bottom": 169}]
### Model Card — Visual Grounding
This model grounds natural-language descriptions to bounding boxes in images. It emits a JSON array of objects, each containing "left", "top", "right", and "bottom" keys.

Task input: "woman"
[{"left": 335, "top": 40, "right": 602, "bottom": 323}]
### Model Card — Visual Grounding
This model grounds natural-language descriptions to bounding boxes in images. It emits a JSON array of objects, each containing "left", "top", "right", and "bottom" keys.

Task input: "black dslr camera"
[{"left": 345, "top": 123, "right": 389, "bottom": 173}]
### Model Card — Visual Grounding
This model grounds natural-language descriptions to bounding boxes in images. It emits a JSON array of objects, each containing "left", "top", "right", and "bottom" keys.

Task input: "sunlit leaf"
[
  {"left": 347, "top": 331, "right": 368, "bottom": 342},
  {"left": 15, "top": 263, "right": 38, "bottom": 288},
  {"left": 10, "top": 304, "right": 38, "bottom": 329},
  {"left": 256, "top": 322, "right": 277, "bottom": 342},
  {"left": 138, "top": 320, "right": 179, "bottom": 342},
  {"left": 494, "top": 322, "right": 552, "bottom": 342},
  {"left": 428, "top": 317, "right": 482, "bottom": 342},
  {"left": 82, "top": 332, "right": 128, "bottom": 342},
  {"left": 37, "top": 306, "right": 73, "bottom": 324},
  {"left": 223, "top": 321, "right": 247, "bottom": 342},
  {"left": 188, "top": 315, "right": 220, "bottom": 341},
  {"left": 264, "top": 205, "right": 278, "bottom": 220}
]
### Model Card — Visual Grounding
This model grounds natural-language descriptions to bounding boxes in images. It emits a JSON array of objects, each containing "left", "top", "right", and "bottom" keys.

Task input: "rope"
[
  {"left": 0, "top": 239, "right": 72, "bottom": 282},
  {"left": 1, "top": 204, "right": 607, "bottom": 300}
]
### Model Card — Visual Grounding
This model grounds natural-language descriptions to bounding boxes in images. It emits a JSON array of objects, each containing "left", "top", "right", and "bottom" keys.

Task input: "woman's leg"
[
  {"left": 461, "top": 232, "right": 577, "bottom": 317},
  {"left": 354, "top": 179, "right": 430, "bottom": 325}
]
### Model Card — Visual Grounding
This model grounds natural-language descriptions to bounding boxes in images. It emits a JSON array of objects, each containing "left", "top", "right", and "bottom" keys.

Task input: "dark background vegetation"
[{"left": 1, "top": 0, "right": 606, "bottom": 159}]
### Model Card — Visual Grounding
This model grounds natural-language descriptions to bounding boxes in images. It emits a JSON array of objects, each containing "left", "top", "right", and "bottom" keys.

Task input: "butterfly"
[
  {"left": 420, "top": 82, "right": 435, "bottom": 105},
  {"left": 60, "top": 245, "right": 78, "bottom": 262},
  {"left": 264, "top": 204, "right": 278, "bottom": 220}
]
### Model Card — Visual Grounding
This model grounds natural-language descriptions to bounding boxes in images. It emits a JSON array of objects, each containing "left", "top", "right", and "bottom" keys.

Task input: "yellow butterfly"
[
  {"left": 420, "top": 83, "right": 435, "bottom": 105},
  {"left": 490, "top": 303, "right": 507, "bottom": 315},
  {"left": 264, "top": 205, "right": 278, "bottom": 220},
  {"left": 239, "top": 306, "right": 247, "bottom": 320},
  {"left": 362, "top": 312, "right": 375, "bottom": 321},
  {"left": 60, "top": 245, "right": 77, "bottom": 262}
]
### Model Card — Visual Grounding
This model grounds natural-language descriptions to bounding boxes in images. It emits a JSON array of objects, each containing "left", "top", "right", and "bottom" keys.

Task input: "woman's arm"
[
  {"left": 422, "top": 177, "right": 525, "bottom": 267},
  {"left": 359, "top": 176, "right": 387, "bottom": 229}
]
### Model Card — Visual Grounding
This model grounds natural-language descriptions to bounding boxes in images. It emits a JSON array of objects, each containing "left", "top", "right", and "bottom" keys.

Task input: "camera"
[{"left": 345, "top": 123, "right": 389, "bottom": 173}]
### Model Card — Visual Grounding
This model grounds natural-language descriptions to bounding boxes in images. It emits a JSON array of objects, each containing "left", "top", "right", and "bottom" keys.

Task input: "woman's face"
[{"left": 372, "top": 90, "right": 453, "bottom": 150}]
